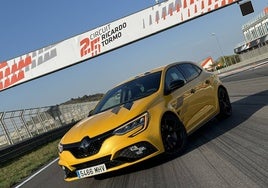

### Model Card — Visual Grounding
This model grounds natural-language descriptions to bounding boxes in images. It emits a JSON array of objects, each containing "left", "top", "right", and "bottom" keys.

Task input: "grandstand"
[{"left": 234, "top": 7, "right": 268, "bottom": 61}]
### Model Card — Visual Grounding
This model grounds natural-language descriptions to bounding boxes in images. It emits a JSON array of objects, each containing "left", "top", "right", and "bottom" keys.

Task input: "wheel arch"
[
  {"left": 216, "top": 85, "right": 228, "bottom": 106},
  {"left": 218, "top": 85, "right": 228, "bottom": 93},
  {"left": 217, "top": 84, "right": 232, "bottom": 119},
  {"left": 160, "top": 110, "right": 188, "bottom": 155},
  {"left": 161, "top": 111, "right": 183, "bottom": 125}
]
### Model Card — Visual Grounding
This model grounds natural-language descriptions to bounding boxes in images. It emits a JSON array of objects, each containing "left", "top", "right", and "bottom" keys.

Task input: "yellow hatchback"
[{"left": 58, "top": 61, "right": 232, "bottom": 181}]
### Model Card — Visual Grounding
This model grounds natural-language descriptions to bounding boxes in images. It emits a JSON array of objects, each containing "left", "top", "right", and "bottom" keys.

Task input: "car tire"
[
  {"left": 217, "top": 87, "right": 232, "bottom": 119},
  {"left": 161, "top": 113, "right": 187, "bottom": 156}
]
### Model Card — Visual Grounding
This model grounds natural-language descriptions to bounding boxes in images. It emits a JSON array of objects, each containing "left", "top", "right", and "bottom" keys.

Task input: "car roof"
[
  {"left": 115, "top": 61, "right": 198, "bottom": 86},
  {"left": 148, "top": 61, "right": 198, "bottom": 73}
]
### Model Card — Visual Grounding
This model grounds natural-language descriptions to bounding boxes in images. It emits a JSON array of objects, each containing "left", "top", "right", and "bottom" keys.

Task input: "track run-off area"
[{"left": 16, "top": 62, "right": 268, "bottom": 188}]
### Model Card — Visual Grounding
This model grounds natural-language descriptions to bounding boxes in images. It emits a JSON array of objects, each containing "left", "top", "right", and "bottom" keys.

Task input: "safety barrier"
[
  {"left": 216, "top": 45, "right": 268, "bottom": 75},
  {"left": 0, "top": 101, "right": 98, "bottom": 149}
]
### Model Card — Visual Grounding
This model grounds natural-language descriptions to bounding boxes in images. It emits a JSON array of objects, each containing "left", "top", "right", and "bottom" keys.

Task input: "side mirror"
[{"left": 165, "top": 79, "right": 185, "bottom": 95}]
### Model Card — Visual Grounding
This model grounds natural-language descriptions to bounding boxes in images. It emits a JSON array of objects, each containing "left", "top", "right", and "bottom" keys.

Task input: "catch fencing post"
[
  {"left": 0, "top": 112, "right": 13, "bottom": 146},
  {"left": 20, "top": 110, "right": 33, "bottom": 138}
]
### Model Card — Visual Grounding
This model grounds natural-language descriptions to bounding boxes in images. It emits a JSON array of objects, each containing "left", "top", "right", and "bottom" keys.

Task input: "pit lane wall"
[
  {"left": 0, "top": 0, "right": 239, "bottom": 92},
  {"left": 0, "top": 101, "right": 97, "bottom": 163},
  {"left": 218, "top": 43, "right": 268, "bottom": 75}
]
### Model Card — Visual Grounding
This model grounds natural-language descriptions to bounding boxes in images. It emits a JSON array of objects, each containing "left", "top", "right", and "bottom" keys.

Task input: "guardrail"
[{"left": 0, "top": 101, "right": 98, "bottom": 149}]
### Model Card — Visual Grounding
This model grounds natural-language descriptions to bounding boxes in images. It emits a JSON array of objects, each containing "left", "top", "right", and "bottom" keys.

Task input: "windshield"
[{"left": 93, "top": 71, "right": 162, "bottom": 114}]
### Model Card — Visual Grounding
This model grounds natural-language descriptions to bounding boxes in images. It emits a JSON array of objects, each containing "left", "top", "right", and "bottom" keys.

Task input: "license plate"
[{"left": 76, "top": 164, "right": 107, "bottom": 178}]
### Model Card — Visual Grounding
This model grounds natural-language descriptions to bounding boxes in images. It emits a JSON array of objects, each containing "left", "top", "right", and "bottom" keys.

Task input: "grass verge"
[{"left": 0, "top": 139, "right": 60, "bottom": 188}]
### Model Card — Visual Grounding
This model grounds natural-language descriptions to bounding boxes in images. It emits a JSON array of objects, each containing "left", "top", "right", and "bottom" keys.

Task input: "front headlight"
[
  {"left": 113, "top": 112, "right": 149, "bottom": 137},
  {"left": 58, "top": 143, "right": 63, "bottom": 153}
]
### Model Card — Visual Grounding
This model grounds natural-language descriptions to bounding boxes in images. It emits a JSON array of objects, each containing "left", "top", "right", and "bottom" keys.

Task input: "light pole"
[{"left": 211, "top": 33, "right": 228, "bottom": 67}]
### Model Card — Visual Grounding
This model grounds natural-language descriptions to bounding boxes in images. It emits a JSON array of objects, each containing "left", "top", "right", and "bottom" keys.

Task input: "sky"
[{"left": 0, "top": 0, "right": 267, "bottom": 112}]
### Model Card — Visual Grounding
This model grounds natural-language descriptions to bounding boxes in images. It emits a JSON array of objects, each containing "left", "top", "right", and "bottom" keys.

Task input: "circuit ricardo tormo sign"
[{"left": 0, "top": 0, "right": 239, "bottom": 91}]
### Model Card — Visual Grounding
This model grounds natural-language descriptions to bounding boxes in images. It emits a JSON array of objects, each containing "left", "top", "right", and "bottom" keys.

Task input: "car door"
[
  {"left": 177, "top": 63, "right": 215, "bottom": 133},
  {"left": 164, "top": 65, "right": 198, "bottom": 133}
]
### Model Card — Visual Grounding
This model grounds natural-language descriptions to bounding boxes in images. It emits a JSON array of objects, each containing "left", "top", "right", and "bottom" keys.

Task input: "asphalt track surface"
[{"left": 17, "top": 63, "right": 268, "bottom": 188}]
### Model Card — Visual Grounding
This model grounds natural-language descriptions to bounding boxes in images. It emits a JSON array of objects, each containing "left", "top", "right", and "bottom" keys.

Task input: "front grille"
[
  {"left": 62, "top": 130, "right": 114, "bottom": 158},
  {"left": 73, "top": 156, "right": 125, "bottom": 171},
  {"left": 63, "top": 167, "right": 77, "bottom": 178},
  {"left": 105, "top": 160, "right": 125, "bottom": 169},
  {"left": 63, "top": 155, "right": 124, "bottom": 179},
  {"left": 63, "top": 142, "right": 158, "bottom": 179},
  {"left": 73, "top": 155, "right": 112, "bottom": 169}
]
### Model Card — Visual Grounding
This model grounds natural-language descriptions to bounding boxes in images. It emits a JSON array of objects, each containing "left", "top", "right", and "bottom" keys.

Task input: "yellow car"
[{"left": 58, "top": 61, "right": 232, "bottom": 181}]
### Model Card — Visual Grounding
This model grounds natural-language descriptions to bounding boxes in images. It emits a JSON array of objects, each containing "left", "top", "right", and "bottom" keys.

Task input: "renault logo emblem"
[{"left": 80, "top": 137, "right": 91, "bottom": 154}]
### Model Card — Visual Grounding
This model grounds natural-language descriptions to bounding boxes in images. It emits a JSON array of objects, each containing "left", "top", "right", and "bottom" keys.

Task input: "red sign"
[{"left": 264, "top": 7, "right": 268, "bottom": 15}]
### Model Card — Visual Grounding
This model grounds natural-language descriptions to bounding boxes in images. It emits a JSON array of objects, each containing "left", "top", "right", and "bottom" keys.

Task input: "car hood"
[{"left": 61, "top": 95, "right": 159, "bottom": 144}]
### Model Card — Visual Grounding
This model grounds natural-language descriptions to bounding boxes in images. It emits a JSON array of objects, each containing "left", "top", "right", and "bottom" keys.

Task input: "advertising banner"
[{"left": 0, "top": 0, "right": 240, "bottom": 91}]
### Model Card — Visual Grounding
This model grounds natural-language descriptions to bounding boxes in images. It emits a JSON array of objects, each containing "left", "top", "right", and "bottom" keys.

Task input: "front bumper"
[
  {"left": 60, "top": 141, "right": 160, "bottom": 181},
  {"left": 58, "top": 111, "right": 165, "bottom": 181}
]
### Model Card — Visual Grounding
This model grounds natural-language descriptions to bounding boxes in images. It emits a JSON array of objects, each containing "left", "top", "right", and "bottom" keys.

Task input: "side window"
[
  {"left": 192, "top": 64, "right": 202, "bottom": 74},
  {"left": 165, "top": 66, "right": 186, "bottom": 92},
  {"left": 178, "top": 63, "right": 201, "bottom": 81}
]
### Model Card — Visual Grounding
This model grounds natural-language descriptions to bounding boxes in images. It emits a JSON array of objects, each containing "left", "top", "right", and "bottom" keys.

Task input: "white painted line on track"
[{"left": 14, "top": 157, "right": 59, "bottom": 188}]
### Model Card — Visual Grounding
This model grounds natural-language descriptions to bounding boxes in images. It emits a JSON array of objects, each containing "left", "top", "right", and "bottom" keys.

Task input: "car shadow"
[{"left": 94, "top": 90, "right": 268, "bottom": 180}]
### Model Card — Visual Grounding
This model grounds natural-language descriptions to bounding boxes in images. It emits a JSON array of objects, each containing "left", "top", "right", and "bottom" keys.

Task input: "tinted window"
[
  {"left": 178, "top": 63, "right": 201, "bottom": 81},
  {"left": 165, "top": 66, "right": 186, "bottom": 93},
  {"left": 93, "top": 71, "right": 161, "bottom": 114}
]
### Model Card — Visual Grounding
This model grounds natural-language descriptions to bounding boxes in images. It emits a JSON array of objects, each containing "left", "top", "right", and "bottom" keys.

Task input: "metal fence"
[{"left": 0, "top": 101, "right": 98, "bottom": 148}]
